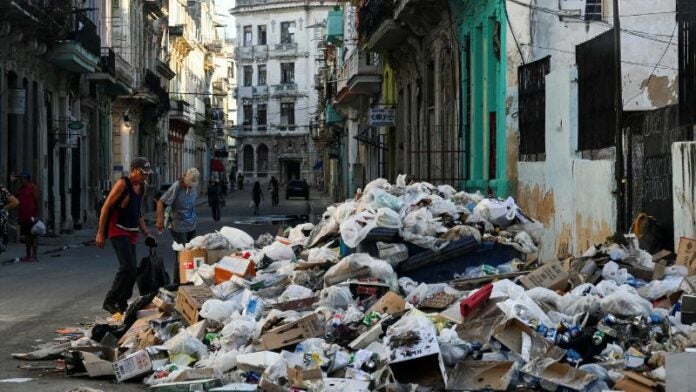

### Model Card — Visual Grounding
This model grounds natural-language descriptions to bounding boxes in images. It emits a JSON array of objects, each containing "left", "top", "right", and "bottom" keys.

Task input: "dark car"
[{"left": 286, "top": 179, "right": 310, "bottom": 200}]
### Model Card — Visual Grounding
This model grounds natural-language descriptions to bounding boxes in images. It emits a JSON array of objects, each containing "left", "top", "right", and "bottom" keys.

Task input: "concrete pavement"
[{"left": 0, "top": 186, "right": 330, "bottom": 391}]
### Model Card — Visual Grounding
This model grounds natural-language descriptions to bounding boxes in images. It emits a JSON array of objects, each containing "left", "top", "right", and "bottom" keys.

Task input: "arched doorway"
[
  {"left": 257, "top": 144, "right": 269, "bottom": 178},
  {"left": 243, "top": 145, "right": 254, "bottom": 176}
]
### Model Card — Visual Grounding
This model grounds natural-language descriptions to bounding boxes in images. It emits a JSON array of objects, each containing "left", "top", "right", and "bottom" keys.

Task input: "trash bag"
[
  {"left": 307, "top": 247, "right": 339, "bottom": 264},
  {"left": 204, "top": 232, "right": 230, "bottom": 250},
  {"left": 438, "top": 327, "right": 472, "bottom": 366},
  {"left": 375, "top": 208, "right": 402, "bottom": 229},
  {"left": 324, "top": 253, "right": 398, "bottom": 291},
  {"left": 30, "top": 219, "right": 46, "bottom": 236},
  {"left": 371, "top": 189, "right": 403, "bottom": 211},
  {"left": 136, "top": 248, "right": 171, "bottom": 296},
  {"left": 600, "top": 286, "right": 653, "bottom": 316},
  {"left": 472, "top": 197, "right": 520, "bottom": 227},
  {"left": 262, "top": 241, "right": 295, "bottom": 261},
  {"left": 278, "top": 284, "right": 314, "bottom": 302},
  {"left": 340, "top": 211, "right": 377, "bottom": 248},
  {"left": 199, "top": 299, "right": 241, "bottom": 323},
  {"left": 602, "top": 261, "right": 629, "bottom": 285},
  {"left": 219, "top": 226, "right": 255, "bottom": 250}
]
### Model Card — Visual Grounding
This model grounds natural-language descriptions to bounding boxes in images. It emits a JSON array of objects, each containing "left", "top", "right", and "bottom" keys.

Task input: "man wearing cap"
[
  {"left": 96, "top": 157, "right": 156, "bottom": 315},
  {"left": 156, "top": 167, "right": 200, "bottom": 283}
]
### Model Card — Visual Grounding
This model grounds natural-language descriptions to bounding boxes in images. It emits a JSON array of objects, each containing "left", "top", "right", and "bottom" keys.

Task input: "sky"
[{"left": 214, "top": 0, "right": 236, "bottom": 39}]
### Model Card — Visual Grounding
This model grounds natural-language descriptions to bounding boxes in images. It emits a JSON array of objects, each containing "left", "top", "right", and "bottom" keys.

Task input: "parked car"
[{"left": 286, "top": 179, "right": 310, "bottom": 200}]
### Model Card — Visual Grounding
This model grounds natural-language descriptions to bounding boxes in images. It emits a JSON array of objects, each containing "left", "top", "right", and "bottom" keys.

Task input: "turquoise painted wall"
[{"left": 450, "top": 0, "right": 512, "bottom": 197}]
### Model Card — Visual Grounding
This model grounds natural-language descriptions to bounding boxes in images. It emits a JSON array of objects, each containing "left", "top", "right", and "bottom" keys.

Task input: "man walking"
[
  {"left": 16, "top": 171, "right": 40, "bottom": 262},
  {"left": 96, "top": 157, "right": 156, "bottom": 315},
  {"left": 156, "top": 168, "right": 200, "bottom": 283},
  {"left": 208, "top": 178, "right": 222, "bottom": 222}
]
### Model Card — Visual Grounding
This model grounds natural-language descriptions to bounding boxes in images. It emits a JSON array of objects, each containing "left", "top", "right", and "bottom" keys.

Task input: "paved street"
[{"left": 0, "top": 186, "right": 328, "bottom": 391}]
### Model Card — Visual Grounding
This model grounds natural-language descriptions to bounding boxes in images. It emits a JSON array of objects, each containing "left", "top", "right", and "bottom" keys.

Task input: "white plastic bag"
[
  {"left": 262, "top": 241, "right": 295, "bottom": 261},
  {"left": 204, "top": 232, "right": 230, "bottom": 250},
  {"left": 602, "top": 261, "right": 629, "bottom": 285},
  {"left": 278, "top": 284, "right": 314, "bottom": 302},
  {"left": 375, "top": 208, "right": 402, "bottom": 229},
  {"left": 371, "top": 189, "right": 403, "bottom": 211},
  {"left": 340, "top": 211, "right": 377, "bottom": 248},
  {"left": 307, "top": 247, "right": 339, "bottom": 264},
  {"left": 324, "top": 253, "right": 399, "bottom": 291},
  {"left": 377, "top": 242, "right": 408, "bottom": 267},
  {"left": 220, "top": 316, "right": 257, "bottom": 349},
  {"left": 199, "top": 299, "right": 240, "bottom": 323},
  {"left": 438, "top": 327, "right": 471, "bottom": 366},
  {"left": 30, "top": 220, "right": 46, "bottom": 236},
  {"left": 600, "top": 286, "right": 653, "bottom": 316},
  {"left": 219, "top": 226, "right": 255, "bottom": 250},
  {"left": 497, "top": 294, "right": 553, "bottom": 326},
  {"left": 472, "top": 197, "right": 519, "bottom": 227}
]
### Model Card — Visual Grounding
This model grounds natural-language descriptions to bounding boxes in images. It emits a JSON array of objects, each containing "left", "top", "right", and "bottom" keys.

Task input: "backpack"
[{"left": 136, "top": 247, "right": 171, "bottom": 295}]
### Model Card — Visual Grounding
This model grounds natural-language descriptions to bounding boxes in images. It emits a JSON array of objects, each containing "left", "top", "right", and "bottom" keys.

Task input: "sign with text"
[{"left": 368, "top": 107, "right": 395, "bottom": 127}]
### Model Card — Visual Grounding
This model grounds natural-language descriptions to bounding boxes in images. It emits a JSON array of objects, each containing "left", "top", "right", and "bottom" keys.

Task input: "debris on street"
[{"left": 12, "top": 177, "right": 696, "bottom": 391}]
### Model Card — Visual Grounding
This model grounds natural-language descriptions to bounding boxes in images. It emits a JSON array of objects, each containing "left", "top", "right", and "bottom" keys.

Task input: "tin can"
[
  {"left": 556, "top": 332, "right": 571, "bottom": 346},
  {"left": 566, "top": 349, "right": 582, "bottom": 366},
  {"left": 592, "top": 330, "right": 606, "bottom": 345},
  {"left": 545, "top": 328, "right": 558, "bottom": 343},
  {"left": 602, "top": 314, "right": 617, "bottom": 326},
  {"left": 648, "top": 314, "right": 663, "bottom": 325},
  {"left": 536, "top": 324, "right": 549, "bottom": 336},
  {"left": 567, "top": 326, "right": 582, "bottom": 339}
]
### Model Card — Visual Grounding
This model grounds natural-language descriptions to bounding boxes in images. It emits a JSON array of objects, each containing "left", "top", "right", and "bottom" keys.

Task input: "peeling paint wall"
[
  {"left": 672, "top": 142, "right": 696, "bottom": 248},
  {"left": 517, "top": 67, "right": 617, "bottom": 261}
]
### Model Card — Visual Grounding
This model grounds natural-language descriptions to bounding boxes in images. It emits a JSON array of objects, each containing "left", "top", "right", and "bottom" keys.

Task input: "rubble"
[{"left": 13, "top": 177, "right": 696, "bottom": 391}]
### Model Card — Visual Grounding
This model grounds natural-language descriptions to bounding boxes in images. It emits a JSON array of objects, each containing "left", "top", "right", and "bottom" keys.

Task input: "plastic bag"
[
  {"left": 510, "top": 231, "right": 538, "bottom": 254},
  {"left": 472, "top": 197, "right": 519, "bottom": 227},
  {"left": 278, "top": 284, "right": 314, "bottom": 302},
  {"left": 398, "top": 277, "right": 419, "bottom": 295},
  {"left": 438, "top": 327, "right": 472, "bottom": 366},
  {"left": 220, "top": 316, "right": 257, "bottom": 350},
  {"left": 340, "top": 211, "right": 377, "bottom": 248},
  {"left": 256, "top": 233, "right": 275, "bottom": 248},
  {"left": 324, "top": 253, "right": 399, "bottom": 291},
  {"left": 204, "top": 232, "right": 230, "bottom": 250},
  {"left": 386, "top": 312, "right": 435, "bottom": 340},
  {"left": 219, "top": 226, "right": 255, "bottom": 250},
  {"left": 195, "top": 349, "right": 238, "bottom": 374},
  {"left": 375, "top": 208, "right": 402, "bottom": 229},
  {"left": 429, "top": 198, "right": 459, "bottom": 218},
  {"left": 396, "top": 174, "right": 407, "bottom": 188},
  {"left": 497, "top": 294, "right": 553, "bottom": 326},
  {"left": 166, "top": 331, "right": 209, "bottom": 360},
  {"left": 371, "top": 189, "right": 403, "bottom": 211},
  {"left": 490, "top": 279, "right": 526, "bottom": 299},
  {"left": 185, "top": 235, "right": 206, "bottom": 250},
  {"left": 437, "top": 185, "right": 457, "bottom": 199},
  {"left": 602, "top": 261, "right": 629, "bottom": 285},
  {"left": 307, "top": 247, "right": 339, "bottom": 264},
  {"left": 638, "top": 275, "right": 683, "bottom": 301},
  {"left": 363, "top": 178, "right": 391, "bottom": 198},
  {"left": 199, "top": 299, "right": 240, "bottom": 323},
  {"left": 288, "top": 223, "right": 315, "bottom": 245},
  {"left": 30, "top": 220, "right": 46, "bottom": 236},
  {"left": 262, "top": 241, "right": 295, "bottom": 261},
  {"left": 600, "top": 286, "right": 653, "bottom": 316},
  {"left": 441, "top": 225, "right": 482, "bottom": 243},
  {"left": 333, "top": 201, "right": 357, "bottom": 224},
  {"left": 317, "top": 285, "right": 354, "bottom": 310},
  {"left": 376, "top": 242, "right": 408, "bottom": 267}
]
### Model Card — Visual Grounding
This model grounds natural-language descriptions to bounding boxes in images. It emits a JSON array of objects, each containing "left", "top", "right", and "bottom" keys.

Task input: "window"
[
  {"left": 281, "top": 103, "right": 295, "bottom": 126},
  {"left": 243, "top": 26, "right": 252, "bottom": 46},
  {"left": 258, "top": 65, "right": 267, "bottom": 85},
  {"left": 280, "top": 21, "right": 296, "bottom": 44},
  {"left": 585, "top": 0, "right": 602, "bottom": 21},
  {"left": 258, "top": 25, "right": 267, "bottom": 45},
  {"left": 257, "top": 104, "right": 267, "bottom": 130},
  {"left": 243, "top": 66, "right": 253, "bottom": 87},
  {"left": 518, "top": 56, "right": 550, "bottom": 159},
  {"left": 281, "top": 63, "right": 295, "bottom": 84},
  {"left": 243, "top": 104, "right": 253, "bottom": 127}
]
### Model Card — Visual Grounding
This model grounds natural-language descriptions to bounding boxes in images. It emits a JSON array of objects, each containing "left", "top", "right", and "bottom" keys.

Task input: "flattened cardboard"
[
  {"left": 349, "top": 320, "right": 385, "bottom": 350},
  {"left": 615, "top": 371, "right": 658, "bottom": 392},
  {"left": 273, "top": 296, "right": 319, "bottom": 312},
  {"left": 368, "top": 292, "right": 406, "bottom": 315},
  {"left": 147, "top": 379, "right": 223, "bottom": 391},
  {"left": 117, "top": 312, "right": 163, "bottom": 345},
  {"left": 677, "top": 237, "right": 696, "bottom": 274},
  {"left": 254, "top": 313, "right": 323, "bottom": 350},
  {"left": 178, "top": 249, "right": 207, "bottom": 284},
  {"left": 520, "top": 260, "right": 569, "bottom": 291},
  {"left": 74, "top": 346, "right": 119, "bottom": 377},
  {"left": 522, "top": 360, "right": 596, "bottom": 391},
  {"left": 492, "top": 318, "right": 565, "bottom": 362},
  {"left": 287, "top": 365, "right": 322, "bottom": 387},
  {"left": 447, "top": 361, "right": 514, "bottom": 391},
  {"left": 237, "top": 351, "right": 282, "bottom": 374},
  {"left": 385, "top": 319, "right": 448, "bottom": 387},
  {"left": 456, "top": 314, "right": 505, "bottom": 344},
  {"left": 214, "top": 256, "right": 256, "bottom": 284},
  {"left": 652, "top": 249, "right": 673, "bottom": 261},
  {"left": 206, "top": 249, "right": 233, "bottom": 265},
  {"left": 681, "top": 275, "right": 696, "bottom": 295}
]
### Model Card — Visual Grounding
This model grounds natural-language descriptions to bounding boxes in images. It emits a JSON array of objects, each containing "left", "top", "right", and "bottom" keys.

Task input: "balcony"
[
  {"left": 326, "top": 9, "right": 344, "bottom": 45},
  {"left": 170, "top": 99, "right": 194, "bottom": 126},
  {"left": 253, "top": 85, "right": 269, "bottom": 99},
  {"left": 359, "top": 0, "right": 407, "bottom": 51},
  {"left": 335, "top": 50, "right": 382, "bottom": 105},
  {"left": 326, "top": 104, "right": 344, "bottom": 125},
  {"left": 254, "top": 45, "right": 269, "bottom": 61},
  {"left": 89, "top": 48, "right": 133, "bottom": 95},
  {"left": 170, "top": 24, "right": 194, "bottom": 55},
  {"left": 272, "top": 83, "right": 298, "bottom": 97},
  {"left": 206, "top": 39, "right": 224, "bottom": 53},
  {"left": 213, "top": 78, "right": 230, "bottom": 93},
  {"left": 272, "top": 42, "right": 298, "bottom": 58},
  {"left": 235, "top": 46, "right": 254, "bottom": 62},
  {"left": 52, "top": 15, "right": 101, "bottom": 73},
  {"left": 144, "top": 0, "right": 166, "bottom": 18},
  {"left": 235, "top": 86, "right": 253, "bottom": 99}
]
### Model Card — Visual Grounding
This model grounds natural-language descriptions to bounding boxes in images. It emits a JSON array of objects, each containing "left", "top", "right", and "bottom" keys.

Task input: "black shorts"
[{"left": 20, "top": 222, "right": 33, "bottom": 237}]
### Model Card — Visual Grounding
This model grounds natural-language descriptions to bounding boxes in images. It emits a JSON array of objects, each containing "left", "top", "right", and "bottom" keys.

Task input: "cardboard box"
[
  {"left": 681, "top": 275, "right": 696, "bottom": 295},
  {"left": 236, "top": 351, "right": 282, "bottom": 374},
  {"left": 521, "top": 360, "right": 596, "bottom": 391},
  {"left": 385, "top": 318, "right": 448, "bottom": 387},
  {"left": 520, "top": 260, "right": 569, "bottom": 291},
  {"left": 148, "top": 379, "right": 223, "bottom": 392},
  {"left": 447, "top": 361, "right": 515, "bottom": 391},
  {"left": 214, "top": 256, "right": 256, "bottom": 284},
  {"left": 368, "top": 292, "right": 406, "bottom": 315},
  {"left": 286, "top": 365, "right": 322, "bottom": 387},
  {"left": 175, "top": 285, "right": 215, "bottom": 325},
  {"left": 492, "top": 318, "right": 565, "bottom": 362},
  {"left": 113, "top": 349, "right": 152, "bottom": 382},
  {"left": 273, "top": 296, "right": 319, "bottom": 312},
  {"left": 254, "top": 313, "right": 323, "bottom": 350},
  {"left": 677, "top": 237, "right": 696, "bottom": 274},
  {"left": 178, "top": 249, "right": 207, "bottom": 284},
  {"left": 206, "top": 249, "right": 233, "bottom": 265},
  {"left": 349, "top": 319, "right": 387, "bottom": 350},
  {"left": 117, "top": 312, "right": 163, "bottom": 345},
  {"left": 615, "top": 371, "right": 658, "bottom": 392},
  {"left": 73, "top": 346, "right": 120, "bottom": 377}
]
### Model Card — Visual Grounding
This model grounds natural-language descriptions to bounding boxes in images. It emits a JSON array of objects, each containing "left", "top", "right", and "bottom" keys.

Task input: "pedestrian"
[
  {"left": 208, "top": 178, "right": 222, "bottom": 222},
  {"left": 16, "top": 171, "right": 40, "bottom": 262},
  {"left": 156, "top": 167, "right": 200, "bottom": 283},
  {"left": 96, "top": 157, "right": 156, "bottom": 315},
  {"left": 0, "top": 183, "right": 19, "bottom": 253},
  {"left": 229, "top": 170, "right": 235, "bottom": 191},
  {"left": 252, "top": 181, "right": 264, "bottom": 215},
  {"left": 269, "top": 176, "right": 279, "bottom": 207},
  {"left": 237, "top": 172, "right": 244, "bottom": 190}
]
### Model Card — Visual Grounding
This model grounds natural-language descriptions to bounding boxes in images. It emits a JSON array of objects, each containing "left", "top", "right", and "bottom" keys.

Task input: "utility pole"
[{"left": 613, "top": 0, "right": 626, "bottom": 234}]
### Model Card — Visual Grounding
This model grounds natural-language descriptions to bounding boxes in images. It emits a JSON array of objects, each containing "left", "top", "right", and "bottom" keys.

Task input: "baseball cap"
[
  {"left": 20, "top": 170, "right": 31, "bottom": 179},
  {"left": 131, "top": 157, "right": 153, "bottom": 174}
]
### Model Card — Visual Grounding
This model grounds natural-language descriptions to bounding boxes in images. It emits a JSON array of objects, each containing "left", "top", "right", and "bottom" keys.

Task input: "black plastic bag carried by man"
[{"left": 136, "top": 244, "right": 170, "bottom": 296}]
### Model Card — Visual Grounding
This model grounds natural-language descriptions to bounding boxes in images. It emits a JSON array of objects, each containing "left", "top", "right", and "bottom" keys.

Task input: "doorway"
[{"left": 283, "top": 160, "right": 301, "bottom": 183}]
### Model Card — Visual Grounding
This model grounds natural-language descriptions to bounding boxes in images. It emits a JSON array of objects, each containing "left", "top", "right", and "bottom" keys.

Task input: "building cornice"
[{"left": 230, "top": 1, "right": 342, "bottom": 16}]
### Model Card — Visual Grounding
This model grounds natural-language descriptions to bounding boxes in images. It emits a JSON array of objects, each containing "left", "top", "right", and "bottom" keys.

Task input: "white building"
[{"left": 230, "top": 0, "right": 341, "bottom": 185}]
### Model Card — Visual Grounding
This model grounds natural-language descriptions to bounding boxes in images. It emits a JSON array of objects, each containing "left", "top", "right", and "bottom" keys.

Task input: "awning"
[{"left": 210, "top": 158, "right": 226, "bottom": 172}]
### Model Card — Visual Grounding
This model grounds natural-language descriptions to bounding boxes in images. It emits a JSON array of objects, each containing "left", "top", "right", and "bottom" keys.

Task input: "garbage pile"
[{"left": 12, "top": 177, "right": 696, "bottom": 391}]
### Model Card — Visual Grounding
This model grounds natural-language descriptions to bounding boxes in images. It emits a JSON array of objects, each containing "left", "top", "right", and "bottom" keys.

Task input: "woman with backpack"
[{"left": 96, "top": 157, "right": 156, "bottom": 315}]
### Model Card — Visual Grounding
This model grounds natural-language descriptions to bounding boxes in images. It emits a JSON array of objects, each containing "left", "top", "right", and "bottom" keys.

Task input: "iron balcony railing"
[{"left": 358, "top": 0, "right": 396, "bottom": 41}]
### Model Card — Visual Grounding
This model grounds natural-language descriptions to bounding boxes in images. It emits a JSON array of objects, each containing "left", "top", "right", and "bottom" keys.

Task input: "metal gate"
[{"left": 625, "top": 105, "right": 690, "bottom": 251}]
